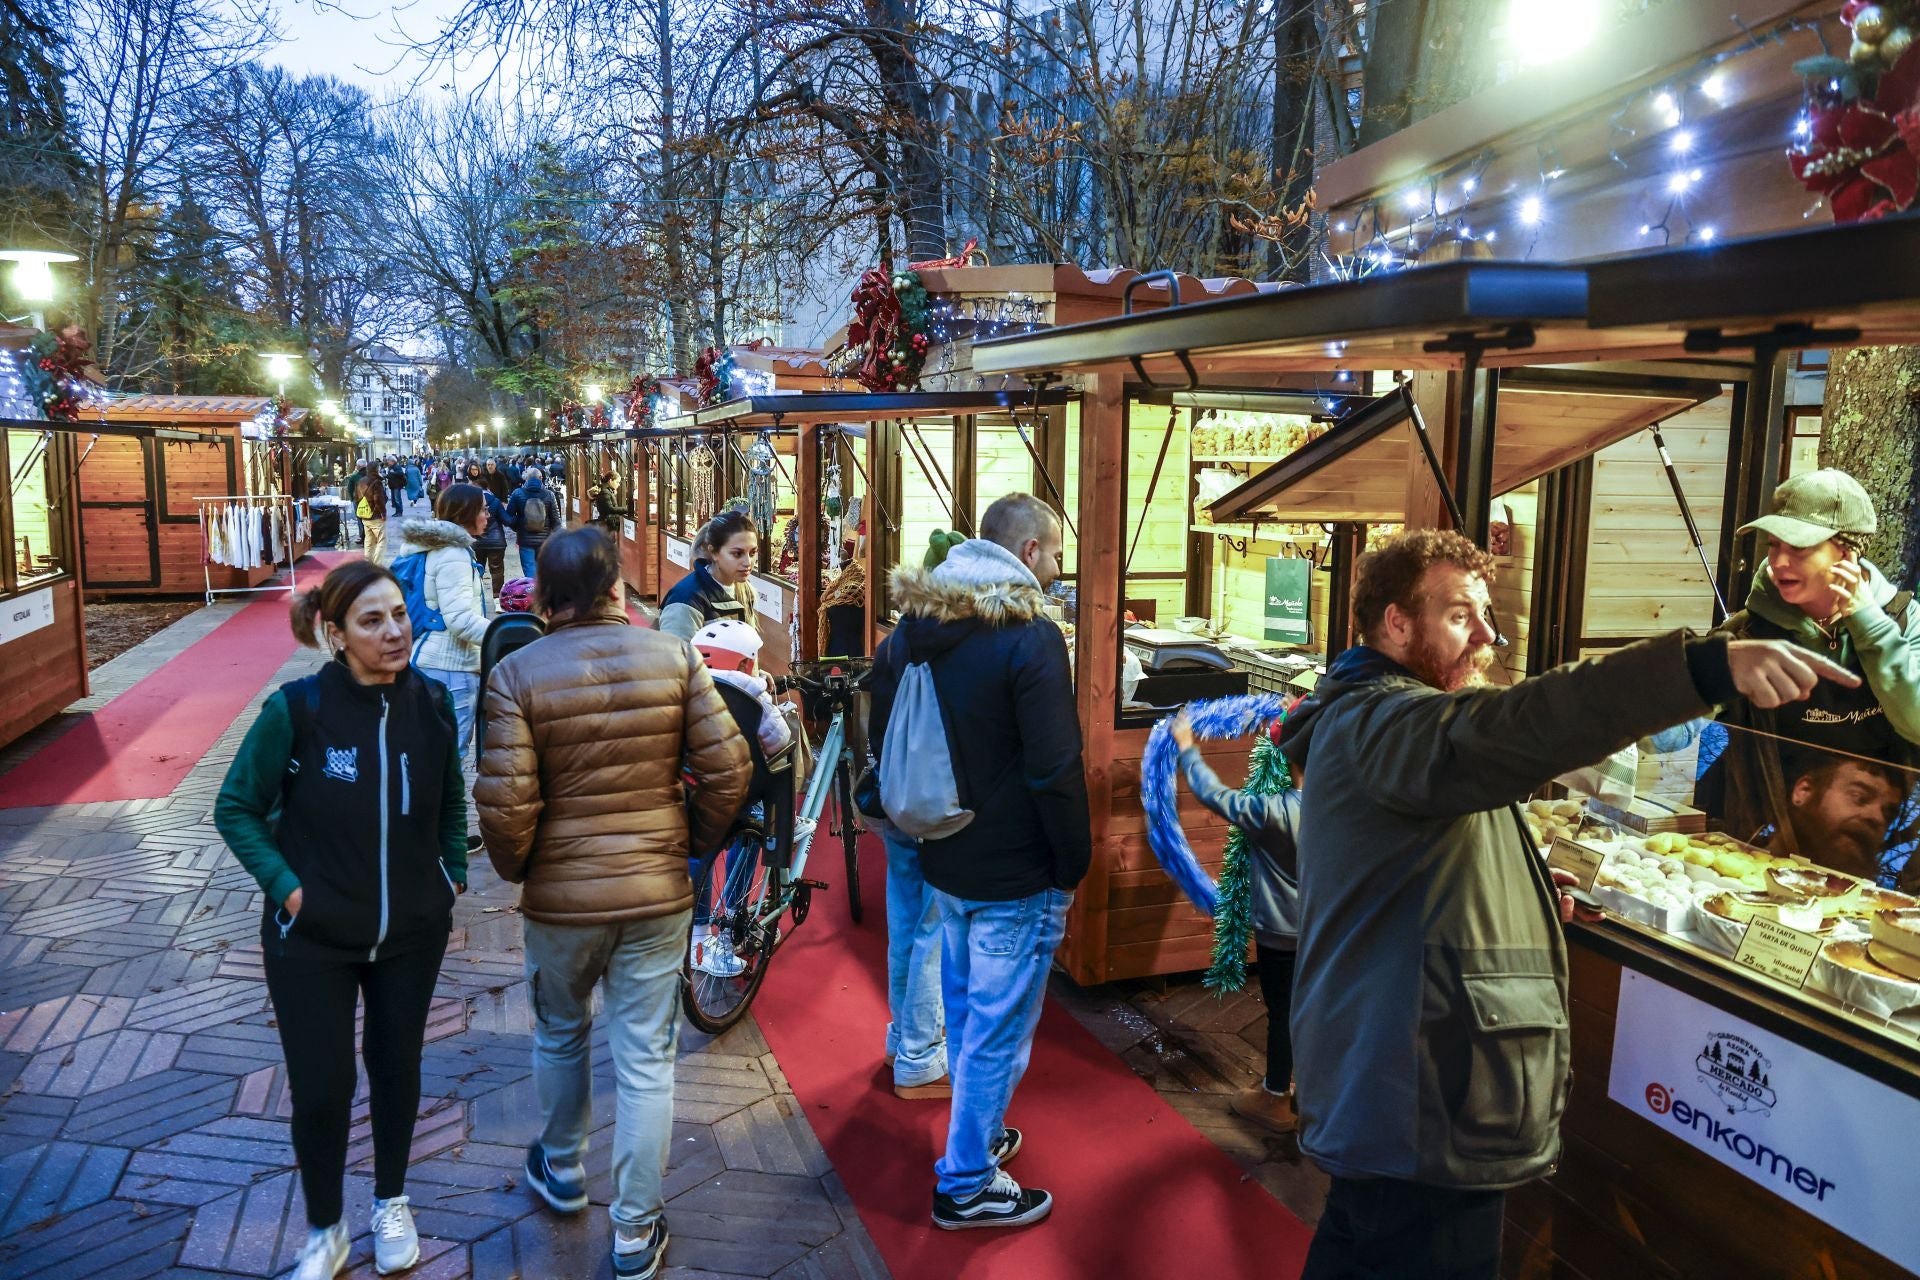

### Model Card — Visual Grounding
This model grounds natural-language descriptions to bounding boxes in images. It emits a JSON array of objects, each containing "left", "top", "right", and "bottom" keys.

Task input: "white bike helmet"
[{"left": 693, "top": 618, "right": 763, "bottom": 672}]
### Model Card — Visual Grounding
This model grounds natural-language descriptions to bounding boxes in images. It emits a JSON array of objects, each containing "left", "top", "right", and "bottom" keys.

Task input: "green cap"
[{"left": 1737, "top": 468, "right": 1876, "bottom": 548}]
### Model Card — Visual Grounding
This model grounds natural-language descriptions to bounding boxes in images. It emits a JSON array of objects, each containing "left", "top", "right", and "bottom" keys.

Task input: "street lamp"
[
  {"left": 491, "top": 415, "right": 504, "bottom": 450},
  {"left": 258, "top": 351, "right": 301, "bottom": 398},
  {"left": 533, "top": 407, "right": 543, "bottom": 437},
  {"left": 584, "top": 383, "right": 604, "bottom": 404},
  {"left": 0, "top": 249, "right": 79, "bottom": 330}
]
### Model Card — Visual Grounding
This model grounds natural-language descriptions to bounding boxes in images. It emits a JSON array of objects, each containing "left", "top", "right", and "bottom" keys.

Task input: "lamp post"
[
  {"left": 533, "top": 406, "right": 543, "bottom": 439},
  {"left": 492, "top": 415, "right": 504, "bottom": 451},
  {"left": 0, "top": 249, "right": 79, "bottom": 330},
  {"left": 258, "top": 351, "right": 301, "bottom": 399}
]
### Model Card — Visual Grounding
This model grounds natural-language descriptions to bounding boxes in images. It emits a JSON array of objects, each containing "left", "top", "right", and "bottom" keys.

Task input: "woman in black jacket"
[
  {"left": 657, "top": 510, "right": 758, "bottom": 641},
  {"left": 214, "top": 559, "right": 466, "bottom": 1280}
]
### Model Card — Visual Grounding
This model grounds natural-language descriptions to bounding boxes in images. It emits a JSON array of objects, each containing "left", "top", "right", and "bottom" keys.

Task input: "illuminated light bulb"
[
  {"left": 1334, "top": 220, "right": 1349, "bottom": 232},
  {"left": 1403, "top": 189, "right": 1427, "bottom": 210},
  {"left": 1639, "top": 224, "right": 1653, "bottom": 235},
  {"left": 1702, "top": 72, "right": 1728, "bottom": 103},
  {"left": 1484, "top": 229, "right": 1499, "bottom": 243},
  {"left": 1667, "top": 171, "right": 1693, "bottom": 194},
  {"left": 1655, "top": 91, "right": 1677, "bottom": 116},
  {"left": 1546, "top": 167, "right": 1566, "bottom": 180},
  {"left": 1698, "top": 226, "right": 1717, "bottom": 242},
  {"left": 1794, "top": 115, "right": 1812, "bottom": 139},
  {"left": 1462, "top": 176, "right": 1477, "bottom": 194},
  {"left": 1507, "top": 0, "right": 1599, "bottom": 64},
  {"left": 1670, "top": 129, "right": 1695, "bottom": 153},
  {"left": 1518, "top": 195, "right": 1545, "bottom": 226},
  {"left": 1335, "top": 370, "right": 1352, "bottom": 382}
]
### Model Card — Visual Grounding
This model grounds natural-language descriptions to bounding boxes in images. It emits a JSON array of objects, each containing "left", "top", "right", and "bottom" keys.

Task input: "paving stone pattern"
[{"left": 0, "top": 607, "right": 887, "bottom": 1280}]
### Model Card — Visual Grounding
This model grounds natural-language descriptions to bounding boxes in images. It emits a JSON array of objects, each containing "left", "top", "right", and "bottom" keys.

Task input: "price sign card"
[
  {"left": 1734, "top": 916, "right": 1822, "bottom": 989},
  {"left": 1548, "top": 837, "right": 1609, "bottom": 894}
]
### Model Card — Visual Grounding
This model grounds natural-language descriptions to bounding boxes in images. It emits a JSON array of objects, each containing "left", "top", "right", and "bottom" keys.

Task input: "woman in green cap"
[{"left": 1698, "top": 467, "right": 1920, "bottom": 875}]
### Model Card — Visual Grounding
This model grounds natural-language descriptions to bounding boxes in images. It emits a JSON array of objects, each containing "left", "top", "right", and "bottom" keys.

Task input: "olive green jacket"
[{"left": 1279, "top": 632, "right": 1712, "bottom": 1189}]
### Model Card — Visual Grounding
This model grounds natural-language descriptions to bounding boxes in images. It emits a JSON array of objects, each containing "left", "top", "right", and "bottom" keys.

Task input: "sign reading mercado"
[{"left": 1606, "top": 969, "right": 1920, "bottom": 1273}]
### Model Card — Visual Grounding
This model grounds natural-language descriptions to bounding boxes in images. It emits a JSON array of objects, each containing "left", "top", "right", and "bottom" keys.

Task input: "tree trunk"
[
  {"left": 658, "top": 0, "right": 691, "bottom": 373},
  {"left": 1820, "top": 345, "right": 1920, "bottom": 588},
  {"left": 1272, "top": 0, "right": 1318, "bottom": 279},
  {"left": 1358, "top": 0, "right": 1502, "bottom": 147}
]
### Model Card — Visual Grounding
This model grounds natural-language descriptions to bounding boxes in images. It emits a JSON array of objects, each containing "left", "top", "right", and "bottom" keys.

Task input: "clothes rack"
[{"left": 194, "top": 494, "right": 303, "bottom": 605}]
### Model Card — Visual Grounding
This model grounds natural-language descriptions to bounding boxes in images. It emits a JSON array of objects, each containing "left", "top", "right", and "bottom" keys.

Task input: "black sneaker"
[
  {"left": 611, "top": 1219, "right": 668, "bottom": 1279},
  {"left": 990, "top": 1126, "right": 1022, "bottom": 1165},
  {"left": 932, "top": 1170, "right": 1053, "bottom": 1230},
  {"left": 524, "top": 1141, "right": 589, "bottom": 1214}
]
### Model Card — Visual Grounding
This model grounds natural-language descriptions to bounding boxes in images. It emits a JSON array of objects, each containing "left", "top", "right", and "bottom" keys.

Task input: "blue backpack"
[{"left": 390, "top": 551, "right": 447, "bottom": 657}]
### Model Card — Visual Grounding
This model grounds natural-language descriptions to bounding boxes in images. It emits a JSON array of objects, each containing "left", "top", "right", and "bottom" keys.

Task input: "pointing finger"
[{"left": 1800, "top": 650, "right": 1863, "bottom": 688}]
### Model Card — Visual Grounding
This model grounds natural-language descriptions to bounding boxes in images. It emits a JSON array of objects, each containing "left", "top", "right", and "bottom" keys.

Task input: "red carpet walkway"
[
  {"left": 755, "top": 834, "right": 1314, "bottom": 1278},
  {"left": 0, "top": 553, "right": 350, "bottom": 809}
]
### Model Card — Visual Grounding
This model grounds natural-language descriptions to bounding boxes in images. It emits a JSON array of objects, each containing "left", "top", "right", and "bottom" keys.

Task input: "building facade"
[{"left": 346, "top": 345, "right": 433, "bottom": 455}]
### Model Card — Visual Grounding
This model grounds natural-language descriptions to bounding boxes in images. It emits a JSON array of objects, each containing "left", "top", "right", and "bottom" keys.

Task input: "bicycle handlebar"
[{"left": 775, "top": 657, "right": 873, "bottom": 697}]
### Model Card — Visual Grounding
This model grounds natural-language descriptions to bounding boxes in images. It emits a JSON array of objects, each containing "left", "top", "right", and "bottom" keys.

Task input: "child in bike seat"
[{"left": 693, "top": 620, "right": 792, "bottom": 757}]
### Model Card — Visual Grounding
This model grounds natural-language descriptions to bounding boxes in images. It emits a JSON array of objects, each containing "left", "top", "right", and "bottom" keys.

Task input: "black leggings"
[
  {"left": 1255, "top": 944, "right": 1297, "bottom": 1092},
  {"left": 263, "top": 927, "right": 450, "bottom": 1227}
]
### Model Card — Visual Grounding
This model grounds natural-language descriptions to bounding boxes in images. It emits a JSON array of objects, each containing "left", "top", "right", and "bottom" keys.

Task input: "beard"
[{"left": 1406, "top": 625, "right": 1495, "bottom": 692}]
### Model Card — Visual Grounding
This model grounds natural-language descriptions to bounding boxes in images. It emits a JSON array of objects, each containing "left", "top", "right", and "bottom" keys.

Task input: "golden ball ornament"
[
  {"left": 1881, "top": 26, "right": 1915, "bottom": 62},
  {"left": 1850, "top": 36, "right": 1881, "bottom": 64},
  {"left": 1854, "top": 5, "right": 1891, "bottom": 43}
]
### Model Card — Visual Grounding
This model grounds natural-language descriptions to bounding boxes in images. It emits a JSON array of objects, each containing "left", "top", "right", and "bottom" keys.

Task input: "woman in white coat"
[{"left": 393, "top": 483, "right": 494, "bottom": 756}]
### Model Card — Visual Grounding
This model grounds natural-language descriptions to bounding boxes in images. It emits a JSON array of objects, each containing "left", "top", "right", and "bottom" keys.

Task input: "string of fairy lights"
[{"left": 1326, "top": 10, "right": 1836, "bottom": 278}]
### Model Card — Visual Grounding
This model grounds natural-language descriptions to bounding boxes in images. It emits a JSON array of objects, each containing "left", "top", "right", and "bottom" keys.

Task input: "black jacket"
[
  {"left": 868, "top": 540, "right": 1091, "bottom": 900},
  {"left": 657, "top": 559, "right": 750, "bottom": 641},
  {"left": 215, "top": 661, "right": 463, "bottom": 960}
]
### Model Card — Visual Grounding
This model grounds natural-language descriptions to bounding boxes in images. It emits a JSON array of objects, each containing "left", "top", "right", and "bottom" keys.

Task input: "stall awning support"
[
  {"left": 1421, "top": 326, "right": 1532, "bottom": 547},
  {"left": 1685, "top": 323, "right": 1862, "bottom": 604}
]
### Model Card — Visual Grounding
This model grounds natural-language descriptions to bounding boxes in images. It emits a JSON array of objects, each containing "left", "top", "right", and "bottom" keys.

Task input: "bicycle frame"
[{"left": 787, "top": 706, "right": 848, "bottom": 881}]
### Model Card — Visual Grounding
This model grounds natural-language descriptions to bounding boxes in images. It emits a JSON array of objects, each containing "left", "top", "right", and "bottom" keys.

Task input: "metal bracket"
[
  {"left": 1399, "top": 383, "right": 1467, "bottom": 531},
  {"left": 1421, "top": 323, "right": 1536, "bottom": 356},
  {"left": 1121, "top": 271, "right": 1200, "bottom": 392},
  {"left": 1683, "top": 322, "right": 1862, "bottom": 353}
]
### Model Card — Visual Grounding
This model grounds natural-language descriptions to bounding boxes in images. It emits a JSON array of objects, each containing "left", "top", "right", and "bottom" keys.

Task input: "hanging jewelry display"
[
  {"left": 746, "top": 431, "right": 778, "bottom": 537},
  {"left": 688, "top": 438, "right": 718, "bottom": 527},
  {"left": 822, "top": 430, "right": 845, "bottom": 573}
]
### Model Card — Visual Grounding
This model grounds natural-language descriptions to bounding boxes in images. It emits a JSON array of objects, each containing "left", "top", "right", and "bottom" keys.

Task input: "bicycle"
[{"left": 681, "top": 657, "right": 872, "bottom": 1033}]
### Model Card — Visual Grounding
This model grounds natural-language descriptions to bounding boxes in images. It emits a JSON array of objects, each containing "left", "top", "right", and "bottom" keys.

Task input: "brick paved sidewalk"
[{"left": 0, "top": 609, "right": 887, "bottom": 1280}]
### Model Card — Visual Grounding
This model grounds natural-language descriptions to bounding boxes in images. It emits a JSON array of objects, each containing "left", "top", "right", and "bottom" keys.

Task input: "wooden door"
[{"left": 77, "top": 436, "right": 160, "bottom": 589}]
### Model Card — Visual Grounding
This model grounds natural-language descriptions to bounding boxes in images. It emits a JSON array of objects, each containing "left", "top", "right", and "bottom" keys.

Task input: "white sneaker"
[
  {"left": 370, "top": 1195, "right": 421, "bottom": 1274},
  {"left": 292, "top": 1221, "right": 351, "bottom": 1280},
  {"left": 691, "top": 927, "right": 747, "bottom": 978},
  {"left": 792, "top": 816, "right": 818, "bottom": 851}
]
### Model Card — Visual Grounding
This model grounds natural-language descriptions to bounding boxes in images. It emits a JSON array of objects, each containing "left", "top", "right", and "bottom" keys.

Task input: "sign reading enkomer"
[{"left": 1608, "top": 970, "right": 1920, "bottom": 1274}]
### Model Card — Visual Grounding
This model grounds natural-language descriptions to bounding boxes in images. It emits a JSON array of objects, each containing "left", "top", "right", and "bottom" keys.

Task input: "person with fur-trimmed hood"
[
  {"left": 868, "top": 492, "right": 1091, "bottom": 1233},
  {"left": 393, "top": 483, "right": 495, "bottom": 755}
]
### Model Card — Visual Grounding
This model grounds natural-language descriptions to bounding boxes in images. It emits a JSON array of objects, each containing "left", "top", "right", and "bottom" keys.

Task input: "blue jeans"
[
  {"left": 420, "top": 667, "right": 478, "bottom": 761},
  {"left": 933, "top": 886, "right": 1072, "bottom": 1198},
  {"left": 883, "top": 832, "right": 945, "bottom": 1088},
  {"left": 517, "top": 543, "right": 541, "bottom": 578},
  {"left": 524, "top": 910, "right": 690, "bottom": 1235}
]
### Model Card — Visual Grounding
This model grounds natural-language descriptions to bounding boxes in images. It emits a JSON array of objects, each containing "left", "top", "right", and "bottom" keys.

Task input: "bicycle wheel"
[
  {"left": 834, "top": 761, "right": 863, "bottom": 924},
  {"left": 682, "top": 830, "right": 781, "bottom": 1034}
]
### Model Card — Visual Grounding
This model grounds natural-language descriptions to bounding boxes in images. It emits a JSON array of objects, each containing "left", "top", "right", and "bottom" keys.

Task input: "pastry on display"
[
  {"left": 1766, "top": 866, "right": 1864, "bottom": 913},
  {"left": 1820, "top": 939, "right": 1920, "bottom": 984},
  {"left": 1869, "top": 909, "right": 1920, "bottom": 981},
  {"left": 1703, "top": 891, "right": 1827, "bottom": 933}
]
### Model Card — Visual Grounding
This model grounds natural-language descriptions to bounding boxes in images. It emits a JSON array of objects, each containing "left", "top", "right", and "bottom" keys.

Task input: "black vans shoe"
[
  {"left": 989, "top": 1126, "right": 1022, "bottom": 1165},
  {"left": 932, "top": 1171, "right": 1053, "bottom": 1230}
]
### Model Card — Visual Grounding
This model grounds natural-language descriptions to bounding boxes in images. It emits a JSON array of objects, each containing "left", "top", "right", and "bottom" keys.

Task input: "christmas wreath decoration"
[
  {"left": 624, "top": 373, "right": 664, "bottom": 430},
  {"left": 1141, "top": 693, "right": 1295, "bottom": 993},
  {"left": 694, "top": 346, "right": 735, "bottom": 406},
  {"left": 23, "top": 325, "right": 94, "bottom": 421},
  {"left": 845, "top": 265, "right": 932, "bottom": 392},
  {"left": 1792, "top": 1, "right": 1920, "bottom": 220}
]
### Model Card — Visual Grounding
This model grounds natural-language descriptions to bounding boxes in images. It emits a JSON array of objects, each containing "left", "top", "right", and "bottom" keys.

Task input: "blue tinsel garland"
[{"left": 1141, "top": 693, "right": 1292, "bottom": 918}]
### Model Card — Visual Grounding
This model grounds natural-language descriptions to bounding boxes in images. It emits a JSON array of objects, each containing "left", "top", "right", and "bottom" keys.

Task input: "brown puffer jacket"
[{"left": 476, "top": 604, "right": 752, "bottom": 924}]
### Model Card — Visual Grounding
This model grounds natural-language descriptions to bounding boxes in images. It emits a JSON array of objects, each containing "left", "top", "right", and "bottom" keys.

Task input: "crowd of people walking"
[{"left": 216, "top": 464, "right": 1883, "bottom": 1280}]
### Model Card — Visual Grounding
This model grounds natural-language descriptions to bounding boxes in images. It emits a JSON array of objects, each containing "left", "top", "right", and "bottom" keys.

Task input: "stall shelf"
[
  {"left": 76, "top": 396, "right": 310, "bottom": 599},
  {"left": 974, "top": 215, "right": 1920, "bottom": 1280}
]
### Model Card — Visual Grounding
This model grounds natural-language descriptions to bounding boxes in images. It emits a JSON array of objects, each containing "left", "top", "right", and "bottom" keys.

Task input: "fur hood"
[
  {"left": 889, "top": 538, "right": 1048, "bottom": 627},
  {"left": 393, "top": 518, "right": 473, "bottom": 555}
]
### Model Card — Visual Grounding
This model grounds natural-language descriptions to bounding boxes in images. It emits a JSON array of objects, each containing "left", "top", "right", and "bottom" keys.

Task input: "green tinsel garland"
[{"left": 1203, "top": 733, "right": 1294, "bottom": 995}]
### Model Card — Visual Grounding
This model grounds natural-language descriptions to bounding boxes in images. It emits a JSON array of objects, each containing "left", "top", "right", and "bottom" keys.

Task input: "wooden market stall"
[
  {"left": 648, "top": 388, "right": 1074, "bottom": 675},
  {"left": 76, "top": 396, "right": 312, "bottom": 600},
  {"left": 973, "top": 215, "right": 1920, "bottom": 1279}
]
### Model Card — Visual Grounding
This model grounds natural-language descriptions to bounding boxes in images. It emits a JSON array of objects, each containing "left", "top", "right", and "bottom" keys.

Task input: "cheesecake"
[
  {"left": 1704, "top": 891, "right": 1825, "bottom": 932},
  {"left": 1766, "top": 866, "right": 1862, "bottom": 912},
  {"left": 1868, "top": 909, "right": 1920, "bottom": 981}
]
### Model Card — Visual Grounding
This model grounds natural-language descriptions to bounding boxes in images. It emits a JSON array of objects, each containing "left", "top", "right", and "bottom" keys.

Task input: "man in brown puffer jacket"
[{"left": 476, "top": 526, "right": 750, "bottom": 1279}]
